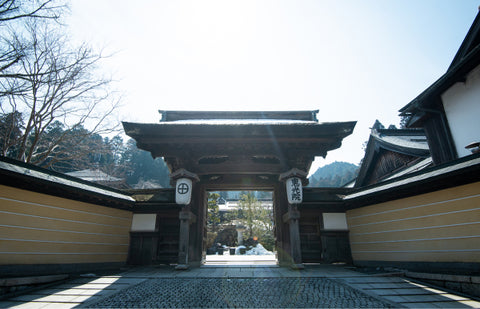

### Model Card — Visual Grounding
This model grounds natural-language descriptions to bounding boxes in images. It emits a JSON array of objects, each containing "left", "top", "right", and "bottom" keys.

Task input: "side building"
[{"left": 342, "top": 10, "right": 480, "bottom": 274}]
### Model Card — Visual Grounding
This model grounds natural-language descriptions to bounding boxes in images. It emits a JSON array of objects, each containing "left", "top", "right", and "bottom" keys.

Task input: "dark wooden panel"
[
  {"left": 128, "top": 212, "right": 180, "bottom": 265},
  {"left": 128, "top": 234, "right": 154, "bottom": 265},
  {"left": 299, "top": 211, "right": 322, "bottom": 263},
  {"left": 320, "top": 230, "right": 352, "bottom": 264},
  {"left": 156, "top": 215, "right": 180, "bottom": 264}
]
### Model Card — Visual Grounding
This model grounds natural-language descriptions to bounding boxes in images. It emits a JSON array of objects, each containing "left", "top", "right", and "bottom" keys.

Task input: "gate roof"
[{"left": 123, "top": 110, "right": 355, "bottom": 188}]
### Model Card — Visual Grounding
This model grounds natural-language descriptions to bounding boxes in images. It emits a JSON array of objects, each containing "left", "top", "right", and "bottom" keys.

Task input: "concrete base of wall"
[
  {"left": 405, "top": 271, "right": 480, "bottom": 298},
  {"left": 0, "top": 274, "right": 69, "bottom": 299},
  {"left": 353, "top": 260, "right": 480, "bottom": 275},
  {"left": 0, "top": 262, "right": 126, "bottom": 278}
]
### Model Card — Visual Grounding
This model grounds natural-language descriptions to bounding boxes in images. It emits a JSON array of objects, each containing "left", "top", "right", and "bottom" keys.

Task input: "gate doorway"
[
  {"left": 204, "top": 191, "right": 277, "bottom": 266},
  {"left": 123, "top": 110, "right": 355, "bottom": 268}
]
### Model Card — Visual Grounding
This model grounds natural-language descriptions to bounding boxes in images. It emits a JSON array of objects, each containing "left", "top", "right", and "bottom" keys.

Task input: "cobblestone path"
[{"left": 86, "top": 277, "right": 391, "bottom": 308}]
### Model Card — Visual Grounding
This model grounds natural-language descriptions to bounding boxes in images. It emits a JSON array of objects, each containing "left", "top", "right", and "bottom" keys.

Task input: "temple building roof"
[
  {"left": 66, "top": 169, "right": 130, "bottom": 189},
  {"left": 354, "top": 121, "right": 431, "bottom": 188},
  {"left": 66, "top": 169, "right": 123, "bottom": 182}
]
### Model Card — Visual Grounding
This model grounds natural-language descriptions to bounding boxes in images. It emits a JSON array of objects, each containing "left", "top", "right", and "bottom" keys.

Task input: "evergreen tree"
[
  {"left": 236, "top": 192, "right": 274, "bottom": 250},
  {"left": 308, "top": 161, "right": 359, "bottom": 187},
  {"left": 0, "top": 111, "right": 23, "bottom": 157},
  {"left": 121, "top": 139, "right": 170, "bottom": 188},
  {"left": 207, "top": 192, "right": 220, "bottom": 232}
]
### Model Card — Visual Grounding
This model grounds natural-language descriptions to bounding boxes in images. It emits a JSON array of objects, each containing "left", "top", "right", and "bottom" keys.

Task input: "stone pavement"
[{"left": 1, "top": 265, "right": 479, "bottom": 308}]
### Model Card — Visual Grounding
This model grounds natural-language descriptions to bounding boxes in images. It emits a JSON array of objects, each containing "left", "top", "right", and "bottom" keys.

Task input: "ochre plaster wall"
[
  {"left": 0, "top": 185, "right": 132, "bottom": 265},
  {"left": 346, "top": 182, "right": 480, "bottom": 264}
]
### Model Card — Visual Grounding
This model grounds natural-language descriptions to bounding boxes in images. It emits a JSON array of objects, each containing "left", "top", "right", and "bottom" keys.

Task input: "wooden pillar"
[
  {"left": 283, "top": 205, "right": 303, "bottom": 269},
  {"left": 274, "top": 182, "right": 290, "bottom": 267},
  {"left": 176, "top": 207, "right": 196, "bottom": 270},
  {"left": 189, "top": 183, "right": 206, "bottom": 266},
  {"left": 170, "top": 169, "right": 199, "bottom": 270},
  {"left": 279, "top": 168, "right": 307, "bottom": 270}
]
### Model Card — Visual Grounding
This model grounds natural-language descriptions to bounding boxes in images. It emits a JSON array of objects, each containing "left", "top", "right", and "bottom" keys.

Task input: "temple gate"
[{"left": 123, "top": 110, "right": 355, "bottom": 268}]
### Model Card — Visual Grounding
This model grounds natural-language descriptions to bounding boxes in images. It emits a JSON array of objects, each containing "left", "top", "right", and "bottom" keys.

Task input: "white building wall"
[
  {"left": 131, "top": 214, "right": 157, "bottom": 231},
  {"left": 441, "top": 64, "right": 480, "bottom": 158},
  {"left": 323, "top": 213, "right": 348, "bottom": 230}
]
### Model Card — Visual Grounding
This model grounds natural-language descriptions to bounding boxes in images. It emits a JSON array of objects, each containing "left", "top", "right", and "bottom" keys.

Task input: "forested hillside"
[
  {"left": 0, "top": 115, "right": 171, "bottom": 188},
  {"left": 2, "top": 111, "right": 357, "bottom": 190},
  {"left": 308, "top": 161, "right": 358, "bottom": 187}
]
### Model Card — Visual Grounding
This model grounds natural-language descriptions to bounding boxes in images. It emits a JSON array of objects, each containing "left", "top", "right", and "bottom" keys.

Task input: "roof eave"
[
  {"left": 0, "top": 156, "right": 134, "bottom": 209},
  {"left": 345, "top": 153, "right": 480, "bottom": 208},
  {"left": 448, "top": 11, "right": 480, "bottom": 71},
  {"left": 122, "top": 121, "right": 356, "bottom": 139},
  {"left": 399, "top": 44, "right": 480, "bottom": 116}
]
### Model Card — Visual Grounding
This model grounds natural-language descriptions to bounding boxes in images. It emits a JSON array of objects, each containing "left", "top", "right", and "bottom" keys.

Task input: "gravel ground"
[{"left": 85, "top": 277, "right": 391, "bottom": 308}]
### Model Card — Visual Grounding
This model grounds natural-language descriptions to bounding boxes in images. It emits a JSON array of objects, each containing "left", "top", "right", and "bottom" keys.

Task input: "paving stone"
[
  {"left": 402, "top": 302, "right": 444, "bottom": 308},
  {"left": 367, "top": 288, "right": 436, "bottom": 296},
  {"left": 383, "top": 293, "right": 470, "bottom": 303},
  {"left": 426, "top": 301, "right": 478, "bottom": 308},
  {"left": 54, "top": 283, "right": 119, "bottom": 290},
  {"left": 11, "top": 294, "right": 80, "bottom": 302},
  {"left": 40, "top": 303, "right": 80, "bottom": 309},
  {"left": 3, "top": 266, "right": 479, "bottom": 308},
  {"left": 84, "top": 277, "right": 392, "bottom": 308},
  {"left": 0, "top": 301, "right": 26, "bottom": 308},
  {"left": 351, "top": 282, "right": 415, "bottom": 289},
  {"left": 459, "top": 300, "right": 480, "bottom": 307},
  {"left": 418, "top": 294, "right": 469, "bottom": 302},
  {"left": 10, "top": 302, "right": 54, "bottom": 308},
  {"left": 34, "top": 288, "right": 109, "bottom": 296},
  {"left": 380, "top": 295, "right": 412, "bottom": 303},
  {"left": 69, "top": 277, "right": 133, "bottom": 284},
  {"left": 343, "top": 277, "right": 406, "bottom": 283}
]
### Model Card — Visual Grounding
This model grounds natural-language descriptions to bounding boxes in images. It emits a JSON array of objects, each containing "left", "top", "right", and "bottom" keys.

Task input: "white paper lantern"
[
  {"left": 176, "top": 178, "right": 192, "bottom": 205},
  {"left": 286, "top": 177, "right": 303, "bottom": 204}
]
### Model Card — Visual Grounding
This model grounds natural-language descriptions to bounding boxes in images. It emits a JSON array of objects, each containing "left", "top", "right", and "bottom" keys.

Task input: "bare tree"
[
  {"left": 0, "top": 1, "right": 66, "bottom": 85},
  {"left": 0, "top": 20, "right": 121, "bottom": 167},
  {"left": 0, "top": 0, "right": 63, "bottom": 22}
]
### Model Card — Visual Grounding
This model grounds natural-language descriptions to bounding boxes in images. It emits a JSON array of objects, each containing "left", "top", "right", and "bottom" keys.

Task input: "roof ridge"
[{"left": 158, "top": 110, "right": 319, "bottom": 122}]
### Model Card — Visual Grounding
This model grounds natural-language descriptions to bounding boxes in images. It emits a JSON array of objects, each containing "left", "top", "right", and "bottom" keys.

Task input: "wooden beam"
[
  {"left": 201, "top": 174, "right": 278, "bottom": 190},
  {"left": 191, "top": 163, "right": 286, "bottom": 175}
]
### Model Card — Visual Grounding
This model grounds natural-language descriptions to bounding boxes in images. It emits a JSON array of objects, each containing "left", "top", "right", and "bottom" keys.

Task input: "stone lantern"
[{"left": 235, "top": 224, "right": 246, "bottom": 246}]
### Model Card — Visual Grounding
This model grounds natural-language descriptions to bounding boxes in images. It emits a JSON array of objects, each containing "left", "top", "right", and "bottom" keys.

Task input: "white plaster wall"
[
  {"left": 131, "top": 214, "right": 157, "bottom": 231},
  {"left": 323, "top": 213, "right": 348, "bottom": 230},
  {"left": 441, "top": 64, "right": 480, "bottom": 158}
]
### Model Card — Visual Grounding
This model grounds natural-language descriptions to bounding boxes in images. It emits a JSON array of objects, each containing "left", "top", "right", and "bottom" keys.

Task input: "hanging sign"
[
  {"left": 286, "top": 177, "right": 303, "bottom": 204},
  {"left": 176, "top": 178, "right": 192, "bottom": 205}
]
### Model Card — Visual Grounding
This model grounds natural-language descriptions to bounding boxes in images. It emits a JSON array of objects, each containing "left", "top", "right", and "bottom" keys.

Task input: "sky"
[{"left": 66, "top": 1, "right": 479, "bottom": 175}]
